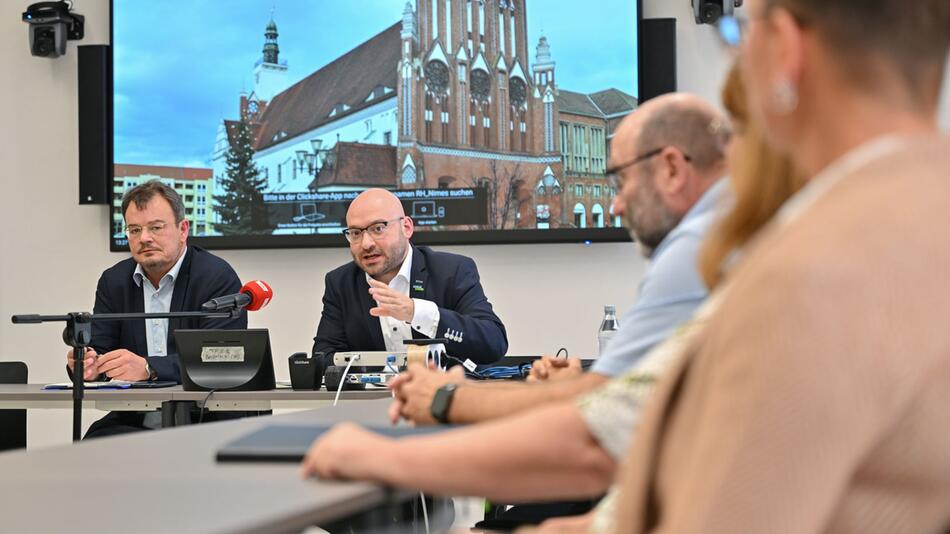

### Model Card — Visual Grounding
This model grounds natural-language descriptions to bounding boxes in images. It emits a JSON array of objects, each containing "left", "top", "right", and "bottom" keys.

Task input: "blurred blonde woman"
[{"left": 698, "top": 64, "right": 807, "bottom": 288}]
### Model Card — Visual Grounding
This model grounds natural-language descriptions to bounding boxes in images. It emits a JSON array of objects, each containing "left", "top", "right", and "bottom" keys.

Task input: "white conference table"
[
  {"left": 0, "top": 398, "right": 418, "bottom": 533},
  {"left": 0, "top": 384, "right": 392, "bottom": 411}
]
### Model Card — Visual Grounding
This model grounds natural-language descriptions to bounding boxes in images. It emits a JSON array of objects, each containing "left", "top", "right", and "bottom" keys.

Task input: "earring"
[{"left": 770, "top": 78, "right": 799, "bottom": 114}]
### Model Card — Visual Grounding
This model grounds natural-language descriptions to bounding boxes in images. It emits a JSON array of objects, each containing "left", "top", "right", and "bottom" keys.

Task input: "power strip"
[
  {"left": 344, "top": 373, "right": 397, "bottom": 385},
  {"left": 333, "top": 351, "right": 407, "bottom": 367}
]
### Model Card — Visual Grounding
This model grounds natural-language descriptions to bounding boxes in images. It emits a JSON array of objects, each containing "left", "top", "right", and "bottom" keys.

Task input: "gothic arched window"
[
  {"left": 509, "top": 77, "right": 527, "bottom": 109},
  {"left": 573, "top": 203, "right": 587, "bottom": 228},
  {"left": 471, "top": 69, "right": 491, "bottom": 104},
  {"left": 592, "top": 203, "right": 605, "bottom": 228},
  {"left": 402, "top": 165, "right": 417, "bottom": 185},
  {"left": 424, "top": 60, "right": 450, "bottom": 97}
]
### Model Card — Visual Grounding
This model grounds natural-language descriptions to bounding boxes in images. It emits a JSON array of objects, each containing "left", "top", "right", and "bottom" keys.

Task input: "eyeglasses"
[
  {"left": 606, "top": 147, "right": 692, "bottom": 191},
  {"left": 342, "top": 217, "right": 404, "bottom": 243},
  {"left": 125, "top": 221, "right": 173, "bottom": 239}
]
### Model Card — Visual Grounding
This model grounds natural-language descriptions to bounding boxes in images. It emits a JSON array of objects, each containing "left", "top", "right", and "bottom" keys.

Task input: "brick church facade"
[{"left": 396, "top": 0, "right": 563, "bottom": 229}]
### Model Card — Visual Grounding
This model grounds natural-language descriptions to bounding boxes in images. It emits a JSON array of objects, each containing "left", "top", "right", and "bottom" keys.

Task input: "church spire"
[
  {"left": 532, "top": 34, "right": 556, "bottom": 87},
  {"left": 401, "top": 2, "right": 417, "bottom": 41},
  {"left": 534, "top": 35, "right": 554, "bottom": 69},
  {"left": 262, "top": 14, "right": 279, "bottom": 65},
  {"left": 251, "top": 7, "right": 288, "bottom": 103}
]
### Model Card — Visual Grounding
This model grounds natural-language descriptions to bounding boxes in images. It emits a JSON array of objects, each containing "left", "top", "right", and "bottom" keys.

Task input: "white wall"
[{"left": 2, "top": 0, "right": 948, "bottom": 450}]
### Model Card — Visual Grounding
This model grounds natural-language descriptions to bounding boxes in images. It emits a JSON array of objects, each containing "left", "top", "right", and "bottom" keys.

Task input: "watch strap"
[{"left": 144, "top": 360, "right": 158, "bottom": 382}]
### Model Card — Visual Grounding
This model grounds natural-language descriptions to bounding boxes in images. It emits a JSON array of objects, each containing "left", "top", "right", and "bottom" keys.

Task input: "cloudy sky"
[{"left": 114, "top": 0, "right": 638, "bottom": 168}]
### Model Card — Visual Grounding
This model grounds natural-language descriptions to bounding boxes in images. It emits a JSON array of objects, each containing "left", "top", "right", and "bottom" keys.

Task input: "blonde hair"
[{"left": 698, "top": 66, "right": 808, "bottom": 289}]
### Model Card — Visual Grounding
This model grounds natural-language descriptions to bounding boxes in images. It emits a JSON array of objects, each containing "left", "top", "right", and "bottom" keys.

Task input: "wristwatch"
[
  {"left": 430, "top": 383, "right": 458, "bottom": 424},
  {"left": 144, "top": 361, "right": 158, "bottom": 382}
]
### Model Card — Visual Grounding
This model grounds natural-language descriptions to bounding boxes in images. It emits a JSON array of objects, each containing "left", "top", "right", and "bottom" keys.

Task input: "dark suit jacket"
[
  {"left": 88, "top": 245, "right": 247, "bottom": 382},
  {"left": 313, "top": 245, "right": 507, "bottom": 367}
]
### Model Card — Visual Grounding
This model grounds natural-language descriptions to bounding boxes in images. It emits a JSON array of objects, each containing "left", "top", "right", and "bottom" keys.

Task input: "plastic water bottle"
[{"left": 597, "top": 305, "right": 619, "bottom": 357}]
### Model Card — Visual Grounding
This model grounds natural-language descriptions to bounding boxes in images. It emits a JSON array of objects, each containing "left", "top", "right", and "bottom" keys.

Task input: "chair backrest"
[{"left": 0, "top": 361, "right": 28, "bottom": 451}]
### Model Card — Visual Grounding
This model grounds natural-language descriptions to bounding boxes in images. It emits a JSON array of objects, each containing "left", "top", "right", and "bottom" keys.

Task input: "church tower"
[
  {"left": 263, "top": 19, "right": 279, "bottom": 64},
  {"left": 533, "top": 35, "right": 558, "bottom": 154},
  {"left": 398, "top": 0, "right": 563, "bottom": 229},
  {"left": 251, "top": 15, "right": 289, "bottom": 103},
  {"left": 397, "top": 2, "right": 423, "bottom": 186}
]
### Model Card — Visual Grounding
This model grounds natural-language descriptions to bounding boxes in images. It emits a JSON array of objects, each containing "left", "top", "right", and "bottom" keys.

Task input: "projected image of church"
[{"left": 112, "top": 0, "right": 638, "bottom": 243}]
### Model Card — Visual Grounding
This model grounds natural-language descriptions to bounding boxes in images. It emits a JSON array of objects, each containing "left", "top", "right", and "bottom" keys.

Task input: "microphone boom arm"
[{"left": 9, "top": 307, "right": 241, "bottom": 442}]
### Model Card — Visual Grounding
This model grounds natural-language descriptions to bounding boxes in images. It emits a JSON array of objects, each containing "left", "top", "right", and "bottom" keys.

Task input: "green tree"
[{"left": 214, "top": 115, "right": 273, "bottom": 235}]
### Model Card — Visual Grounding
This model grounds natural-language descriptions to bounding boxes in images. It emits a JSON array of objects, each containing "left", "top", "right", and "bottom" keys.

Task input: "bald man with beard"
[{"left": 312, "top": 188, "right": 508, "bottom": 369}]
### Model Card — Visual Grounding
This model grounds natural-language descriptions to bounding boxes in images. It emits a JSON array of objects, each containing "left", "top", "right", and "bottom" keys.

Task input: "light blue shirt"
[
  {"left": 132, "top": 248, "right": 187, "bottom": 357},
  {"left": 592, "top": 179, "right": 727, "bottom": 377}
]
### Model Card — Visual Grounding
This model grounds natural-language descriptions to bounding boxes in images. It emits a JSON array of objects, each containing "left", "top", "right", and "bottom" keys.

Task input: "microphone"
[{"left": 201, "top": 280, "right": 273, "bottom": 312}]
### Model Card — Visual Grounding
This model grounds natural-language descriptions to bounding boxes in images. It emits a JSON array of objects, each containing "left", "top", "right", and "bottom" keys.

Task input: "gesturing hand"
[{"left": 368, "top": 278, "right": 415, "bottom": 323}]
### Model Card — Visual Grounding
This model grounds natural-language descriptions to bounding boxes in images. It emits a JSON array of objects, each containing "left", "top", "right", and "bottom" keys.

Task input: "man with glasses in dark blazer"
[
  {"left": 313, "top": 188, "right": 507, "bottom": 368},
  {"left": 66, "top": 180, "right": 248, "bottom": 438}
]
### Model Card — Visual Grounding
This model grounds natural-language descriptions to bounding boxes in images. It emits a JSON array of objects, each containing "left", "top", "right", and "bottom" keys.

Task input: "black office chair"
[{"left": 0, "top": 361, "right": 28, "bottom": 451}]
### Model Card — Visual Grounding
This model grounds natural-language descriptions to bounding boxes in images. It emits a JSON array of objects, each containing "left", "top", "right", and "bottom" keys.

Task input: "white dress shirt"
[
  {"left": 367, "top": 246, "right": 440, "bottom": 353},
  {"left": 132, "top": 248, "right": 187, "bottom": 357}
]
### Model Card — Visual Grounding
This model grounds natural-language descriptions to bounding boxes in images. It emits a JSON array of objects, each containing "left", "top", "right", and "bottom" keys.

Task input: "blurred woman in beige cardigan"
[{"left": 613, "top": 0, "right": 950, "bottom": 532}]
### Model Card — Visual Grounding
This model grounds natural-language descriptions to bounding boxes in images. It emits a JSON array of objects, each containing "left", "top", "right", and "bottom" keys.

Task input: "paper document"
[{"left": 44, "top": 381, "right": 133, "bottom": 390}]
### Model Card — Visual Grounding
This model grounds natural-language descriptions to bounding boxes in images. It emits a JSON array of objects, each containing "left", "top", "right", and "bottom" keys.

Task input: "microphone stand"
[{"left": 10, "top": 308, "right": 241, "bottom": 442}]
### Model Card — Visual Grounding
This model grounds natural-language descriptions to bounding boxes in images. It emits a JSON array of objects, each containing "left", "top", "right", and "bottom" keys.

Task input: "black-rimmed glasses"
[
  {"left": 606, "top": 148, "right": 692, "bottom": 190},
  {"left": 342, "top": 217, "right": 404, "bottom": 243}
]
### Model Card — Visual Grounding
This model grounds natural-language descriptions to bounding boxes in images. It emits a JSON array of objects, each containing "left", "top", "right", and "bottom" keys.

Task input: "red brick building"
[{"left": 395, "top": 0, "right": 565, "bottom": 229}]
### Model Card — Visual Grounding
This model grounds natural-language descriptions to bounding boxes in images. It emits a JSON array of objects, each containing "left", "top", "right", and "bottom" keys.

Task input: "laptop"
[
  {"left": 216, "top": 424, "right": 450, "bottom": 463},
  {"left": 174, "top": 328, "right": 276, "bottom": 392}
]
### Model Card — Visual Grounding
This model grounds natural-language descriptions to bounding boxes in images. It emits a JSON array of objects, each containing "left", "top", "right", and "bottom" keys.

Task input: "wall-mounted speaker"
[
  {"left": 639, "top": 18, "right": 677, "bottom": 103},
  {"left": 77, "top": 44, "right": 111, "bottom": 205}
]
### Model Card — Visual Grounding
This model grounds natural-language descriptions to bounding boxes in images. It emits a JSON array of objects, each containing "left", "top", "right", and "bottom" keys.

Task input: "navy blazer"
[
  {"left": 88, "top": 245, "right": 247, "bottom": 382},
  {"left": 313, "top": 245, "right": 507, "bottom": 366}
]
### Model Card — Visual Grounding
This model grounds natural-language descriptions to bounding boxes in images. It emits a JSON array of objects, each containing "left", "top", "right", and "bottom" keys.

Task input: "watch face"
[{"left": 431, "top": 383, "right": 457, "bottom": 423}]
